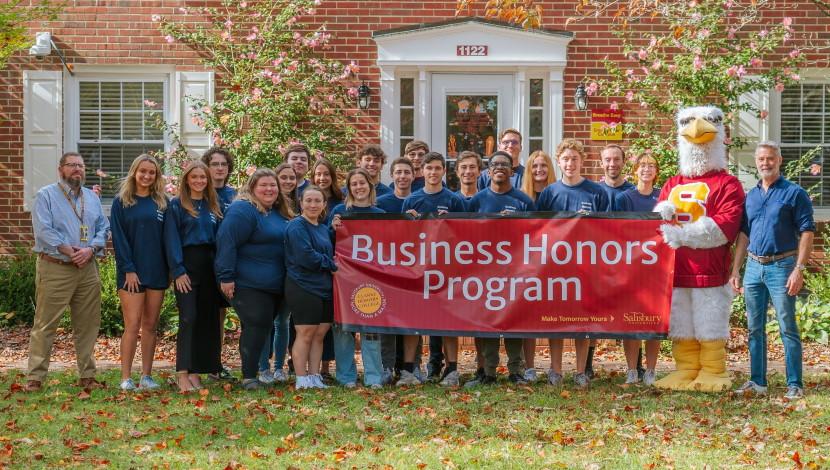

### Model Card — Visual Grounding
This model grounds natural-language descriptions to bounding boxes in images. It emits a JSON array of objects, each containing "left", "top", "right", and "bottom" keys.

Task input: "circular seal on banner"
[{"left": 351, "top": 284, "right": 386, "bottom": 318}]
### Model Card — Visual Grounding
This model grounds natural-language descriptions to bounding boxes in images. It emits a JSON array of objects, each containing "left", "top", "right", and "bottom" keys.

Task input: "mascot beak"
[{"left": 681, "top": 118, "right": 718, "bottom": 144}]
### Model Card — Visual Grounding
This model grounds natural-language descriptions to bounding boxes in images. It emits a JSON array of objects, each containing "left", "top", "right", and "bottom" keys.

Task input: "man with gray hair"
[
  {"left": 25, "top": 152, "right": 110, "bottom": 392},
  {"left": 729, "top": 140, "right": 815, "bottom": 400}
]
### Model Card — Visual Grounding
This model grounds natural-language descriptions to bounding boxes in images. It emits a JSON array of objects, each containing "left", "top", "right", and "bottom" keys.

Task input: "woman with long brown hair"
[
  {"left": 111, "top": 154, "right": 169, "bottom": 391},
  {"left": 216, "top": 168, "right": 293, "bottom": 390},
  {"left": 164, "top": 161, "right": 223, "bottom": 392}
]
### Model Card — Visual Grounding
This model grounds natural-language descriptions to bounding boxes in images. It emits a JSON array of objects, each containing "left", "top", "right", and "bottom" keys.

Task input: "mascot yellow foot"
[
  {"left": 685, "top": 340, "right": 731, "bottom": 392},
  {"left": 654, "top": 340, "right": 700, "bottom": 390}
]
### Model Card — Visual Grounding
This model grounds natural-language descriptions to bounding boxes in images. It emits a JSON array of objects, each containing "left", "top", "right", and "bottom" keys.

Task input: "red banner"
[{"left": 334, "top": 214, "right": 675, "bottom": 339}]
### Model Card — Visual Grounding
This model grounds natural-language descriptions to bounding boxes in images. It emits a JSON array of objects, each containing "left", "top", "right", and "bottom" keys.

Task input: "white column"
[
  {"left": 379, "top": 65, "right": 397, "bottom": 163},
  {"left": 416, "top": 68, "right": 429, "bottom": 142},
  {"left": 516, "top": 69, "right": 527, "bottom": 165},
  {"left": 549, "top": 69, "right": 565, "bottom": 179}
]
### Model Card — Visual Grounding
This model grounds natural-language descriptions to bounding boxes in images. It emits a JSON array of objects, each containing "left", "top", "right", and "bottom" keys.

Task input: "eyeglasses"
[
  {"left": 210, "top": 162, "right": 229, "bottom": 168},
  {"left": 500, "top": 139, "right": 520, "bottom": 147},
  {"left": 62, "top": 163, "right": 86, "bottom": 169},
  {"left": 489, "top": 161, "right": 511, "bottom": 169}
]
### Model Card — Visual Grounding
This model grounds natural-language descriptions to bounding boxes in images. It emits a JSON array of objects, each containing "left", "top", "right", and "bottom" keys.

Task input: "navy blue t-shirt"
[
  {"left": 340, "top": 182, "right": 392, "bottom": 199},
  {"left": 215, "top": 200, "right": 288, "bottom": 293},
  {"left": 600, "top": 180, "right": 635, "bottom": 210},
  {"left": 285, "top": 216, "right": 337, "bottom": 300},
  {"left": 467, "top": 187, "right": 535, "bottom": 213},
  {"left": 376, "top": 193, "right": 408, "bottom": 214},
  {"left": 615, "top": 188, "right": 661, "bottom": 212},
  {"left": 164, "top": 197, "right": 220, "bottom": 278},
  {"left": 215, "top": 185, "right": 237, "bottom": 213},
  {"left": 401, "top": 188, "right": 467, "bottom": 214},
  {"left": 111, "top": 195, "right": 169, "bottom": 290},
  {"left": 455, "top": 190, "right": 477, "bottom": 202},
  {"left": 390, "top": 176, "right": 426, "bottom": 193},
  {"left": 741, "top": 177, "right": 816, "bottom": 256},
  {"left": 477, "top": 164, "right": 525, "bottom": 191},
  {"left": 327, "top": 203, "right": 386, "bottom": 224},
  {"left": 536, "top": 179, "right": 611, "bottom": 213}
]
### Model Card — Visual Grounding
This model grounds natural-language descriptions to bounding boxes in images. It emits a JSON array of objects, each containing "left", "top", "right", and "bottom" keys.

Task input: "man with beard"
[{"left": 25, "top": 152, "right": 110, "bottom": 392}]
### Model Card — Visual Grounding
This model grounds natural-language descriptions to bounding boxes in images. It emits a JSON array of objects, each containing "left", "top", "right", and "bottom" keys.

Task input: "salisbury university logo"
[
  {"left": 350, "top": 284, "right": 387, "bottom": 318},
  {"left": 668, "top": 182, "right": 710, "bottom": 224}
]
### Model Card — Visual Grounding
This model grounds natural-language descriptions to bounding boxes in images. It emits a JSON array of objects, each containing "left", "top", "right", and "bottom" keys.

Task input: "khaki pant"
[
  {"left": 480, "top": 337, "right": 524, "bottom": 377},
  {"left": 27, "top": 257, "right": 101, "bottom": 382}
]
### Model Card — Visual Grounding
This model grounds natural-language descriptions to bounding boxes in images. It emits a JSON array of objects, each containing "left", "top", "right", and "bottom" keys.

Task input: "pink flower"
[
  {"left": 251, "top": 88, "right": 263, "bottom": 100},
  {"left": 783, "top": 33, "right": 791, "bottom": 44},
  {"left": 791, "top": 73, "right": 801, "bottom": 81},
  {"left": 625, "top": 91, "right": 635, "bottom": 102},
  {"left": 783, "top": 17, "right": 793, "bottom": 26},
  {"left": 639, "top": 101, "right": 648, "bottom": 108},
  {"left": 610, "top": 101, "right": 619, "bottom": 110},
  {"left": 201, "top": 105, "right": 212, "bottom": 114},
  {"left": 693, "top": 56, "right": 704, "bottom": 70},
  {"left": 759, "top": 110, "right": 769, "bottom": 120},
  {"left": 668, "top": 64, "right": 677, "bottom": 72},
  {"left": 625, "top": 69, "right": 634, "bottom": 77},
  {"left": 95, "top": 168, "right": 108, "bottom": 178},
  {"left": 164, "top": 183, "right": 177, "bottom": 195},
  {"left": 775, "top": 82, "right": 785, "bottom": 92},
  {"left": 638, "top": 49, "right": 648, "bottom": 60},
  {"left": 143, "top": 99, "right": 157, "bottom": 108},
  {"left": 727, "top": 27, "right": 737, "bottom": 40},
  {"left": 221, "top": 31, "right": 231, "bottom": 40},
  {"left": 750, "top": 57, "right": 763, "bottom": 67},
  {"left": 723, "top": 137, "right": 732, "bottom": 145},
  {"left": 245, "top": 165, "right": 257, "bottom": 176},
  {"left": 586, "top": 82, "right": 599, "bottom": 96},
  {"left": 726, "top": 66, "right": 738, "bottom": 77},
  {"left": 165, "top": 35, "right": 175, "bottom": 44},
  {"left": 697, "top": 29, "right": 710, "bottom": 40},
  {"left": 651, "top": 60, "right": 661, "bottom": 70},
  {"left": 649, "top": 36, "right": 657, "bottom": 48},
  {"left": 240, "top": 1, "right": 248, "bottom": 7},
  {"left": 271, "top": 75, "right": 282, "bottom": 85},
  {"left": 347, "top": 87, "right": 359, "bottom": 98},
  {"left": 758, "top": 29, "right": 768, "bottom": 38},
  {"left": 177, "top": 7, "right": 187, "bottom": 14},
  {"left": 789, "top": 49, "right": 800, "bottom": 59},
  {"left": 151, "top": 14, "right": 161, "bottom": 22},
  {"left": 224, "top": 18, "right": 233, "bottom": 29},
  {"left": 246, "top": 32, "right": 258, "bottom": 41}
]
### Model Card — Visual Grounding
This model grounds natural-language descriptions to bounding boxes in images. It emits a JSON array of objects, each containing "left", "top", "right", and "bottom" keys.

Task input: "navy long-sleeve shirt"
[
  {"left": 215, "top": 200, "right": 289, "bottom": 293},
  {"left": 164, "top": 197, "right": 220, "bottom": 278},
  {"left": 216, "top": 185, "right": 237, "bottom": 213},
  {"left": 401, "top": 188, "right": 467, "bottom": 214},
  {"left": 285, "top": 216, "right": 337, "bottom": 299},
  {"left": 536, "top": 179, "right": 611, "bottom": 213},
  {"left": 376, "top": 193, "right": 408, "bottom": 214},
  {"left": 467, "top": 187, "right": 535, "bottom": 213},
  {"left": 110, "top": 195, "right": 169, "bottom": 290}
]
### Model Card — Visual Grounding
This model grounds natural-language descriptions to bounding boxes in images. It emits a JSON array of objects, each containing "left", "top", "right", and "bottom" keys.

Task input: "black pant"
[
  {"left": 233, "top": 287, "right": 282, "bottom": 380},
  {"left": 429, "top": 336, "right": 444, "bottom": 369},
  {"left": 175, "top": 245, "right": 221, "bottom": 374}
]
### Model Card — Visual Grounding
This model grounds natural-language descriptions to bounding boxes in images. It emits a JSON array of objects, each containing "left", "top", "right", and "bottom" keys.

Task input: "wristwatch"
[{"left": 796, "top": 263, "right": 807, "bottom": 271}]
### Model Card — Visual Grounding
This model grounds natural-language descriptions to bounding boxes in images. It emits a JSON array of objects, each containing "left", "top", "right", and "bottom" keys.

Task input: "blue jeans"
[
  {"left": 744, "top": 257, "right": 802, "bottom": 388},
  {"left": 332, "top": 323, "right": 382, "bottom": 386},
  {"left": 258, "top": 304, "right": 290, "bottom": 373}
]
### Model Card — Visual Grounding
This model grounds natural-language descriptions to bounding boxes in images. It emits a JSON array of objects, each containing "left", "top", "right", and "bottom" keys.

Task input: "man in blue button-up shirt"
[
  {"left": 25, "top": 152, "right": 110, "bottom": 392},
  {"left": 730, "top": 141, "right": 815, "bottom": 401}
]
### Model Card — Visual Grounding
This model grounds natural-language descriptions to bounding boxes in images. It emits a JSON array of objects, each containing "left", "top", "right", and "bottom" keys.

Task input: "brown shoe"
[
  {"left": 77, "top": 377, "right": 105, "bottom": 390},
  {"left": 24, "top": 380, "right": 42, "bottom": 392}
]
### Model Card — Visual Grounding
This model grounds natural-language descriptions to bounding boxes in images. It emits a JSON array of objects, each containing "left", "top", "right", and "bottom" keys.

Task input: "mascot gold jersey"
[{"left": 653, "top": 106, "right": 745, "bottom": 392}]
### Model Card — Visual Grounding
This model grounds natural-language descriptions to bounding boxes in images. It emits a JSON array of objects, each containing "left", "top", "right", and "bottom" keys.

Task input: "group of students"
[{"left": 111, "top": 129, "right": 663, "bottom": 392}]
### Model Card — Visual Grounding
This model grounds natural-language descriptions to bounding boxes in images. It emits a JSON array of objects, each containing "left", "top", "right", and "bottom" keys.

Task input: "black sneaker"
[
  {"left": 427, "top": 363, "right": 443, "bottom": 381},
  {"left": 508, "top": 373, "right": 528, "bottom": 385},
  {"left": 464, "top": 374, "right": 497, "bottom": 388}
]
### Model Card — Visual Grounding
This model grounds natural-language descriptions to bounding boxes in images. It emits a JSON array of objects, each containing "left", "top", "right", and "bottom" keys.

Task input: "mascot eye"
[
  {"left": 679, "top": 117, "right": 693, "bottom": 126},
  {"left": 707, "top": 116, "right": 723, "bottom": 124}
]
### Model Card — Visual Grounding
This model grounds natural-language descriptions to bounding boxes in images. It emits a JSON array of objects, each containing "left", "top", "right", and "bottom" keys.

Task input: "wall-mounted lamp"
[
  {"left": 357, "top": 81, "right": 371, "bottom": 110},
  {"left": 29, "top": 32, "right": 74, "bottom": 75},
  {"left": 574, "top": 83, "right": 588, "bottom": 111}
]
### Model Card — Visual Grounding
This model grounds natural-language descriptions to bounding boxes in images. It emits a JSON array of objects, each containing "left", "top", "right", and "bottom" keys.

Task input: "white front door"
[{"left": 431, "top": 74, "right": 514, "bottom": 187}]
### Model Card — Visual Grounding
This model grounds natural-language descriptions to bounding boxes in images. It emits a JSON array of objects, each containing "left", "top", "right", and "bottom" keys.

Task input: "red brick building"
[{"left": 1, "top": 1, "right": 829, "bottom": 252}]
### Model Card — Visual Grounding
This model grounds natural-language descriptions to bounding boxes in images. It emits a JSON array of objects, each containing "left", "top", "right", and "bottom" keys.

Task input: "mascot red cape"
[{"left": 654, "top": 105, "right": 745, "bottom": 392}]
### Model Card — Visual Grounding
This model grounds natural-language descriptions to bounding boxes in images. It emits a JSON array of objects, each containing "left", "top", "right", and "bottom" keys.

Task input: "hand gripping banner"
[{"left": 334, "top": 213, "right": 675, "bottom": 339}]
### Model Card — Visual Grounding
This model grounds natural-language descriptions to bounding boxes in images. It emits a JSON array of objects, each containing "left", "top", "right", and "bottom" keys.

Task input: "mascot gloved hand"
[{"left": 653, "top": 106, "right": 745, "bottom": 392}]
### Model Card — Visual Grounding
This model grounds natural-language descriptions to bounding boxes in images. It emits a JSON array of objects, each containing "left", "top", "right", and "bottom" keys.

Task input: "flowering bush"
[
  {"left": 580, "top": 0, "right": 807, "bottom": 182},
  {"left": 154, "top": 0, "right": 359, "bottom": 183}
]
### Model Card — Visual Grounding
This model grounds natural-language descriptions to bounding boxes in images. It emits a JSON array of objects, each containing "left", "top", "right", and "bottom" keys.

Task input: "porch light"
[
  {"left": 574, "top": 83, "right": 588, "bottom": 111},
  {"left": 358, "top": 81, "right": 371, "bottom": 110}
]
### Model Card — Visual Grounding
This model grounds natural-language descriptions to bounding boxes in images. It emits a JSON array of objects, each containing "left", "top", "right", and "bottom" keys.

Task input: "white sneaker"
[
  {"left": 295, "top": 375, "right": 312, "bottom": 390},
  {"left": 138, "top": 375, "right": 160, "bottom": 390},
  {"left": 547, "top": 370, "right": 563, "bottom": 387},
  {"left": 369, "top": 383, "right": 383, "bottom": 389},
  {"left": 643, "top": 369, "right": 657, "bottom": 386},
  {"left": 258, "top": 370, "right": 275, "bottom": 384},
  {"left": 413, "top": 366, "right": 426, "bottom": 383},
  {"left": 736, "top": 380, "right": 767, "bottom": 396},
  {"left": 395, "top": 370, "right": 421, "bottom": 386},
  {"left": 439, "top": 370, "right": 460, "bottom": 387},
  {"left": 783, "top": 386, "right": 804, "bottom": 400},
  {"left": 523, "top": 368, "right": 538, "bottom": 382},
  {"left": 120, "top": 378, "right": 136, "bottom": 391},
  {"left": 625, "top": 369, "right": 640, "bottom": 385},
  {"left": 273, "top": 369, "right": 288, "bottom": 382},
  {"left": 311, "top": 374, "right": 329, "bottom": 389},
  {"left": 342, "top": 382, "right": 357, "bottom": 389}
]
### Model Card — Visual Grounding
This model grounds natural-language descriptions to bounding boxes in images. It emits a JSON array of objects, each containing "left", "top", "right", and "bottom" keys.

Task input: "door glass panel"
[{"left": 445, "top": 95, "right": 498, "bottom": 159}]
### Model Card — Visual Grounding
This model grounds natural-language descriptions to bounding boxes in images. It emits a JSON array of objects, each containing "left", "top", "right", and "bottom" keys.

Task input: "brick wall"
[{"left": 1, "top": 1, "right": 829, "bottom": 252}]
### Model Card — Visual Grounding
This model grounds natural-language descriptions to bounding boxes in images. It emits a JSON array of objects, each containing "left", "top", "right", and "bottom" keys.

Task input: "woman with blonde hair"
[
  {"left": 216, "top": 168, "right": 293, "bottom": 390},
  {"left": 517, "top": 149, "right": 556, "bottom": 382},
  {"left": 111, "top": 154, "right": 169, "bottom": 391},
  {"left": 164, "top": 161, "right": 223, "bottom": 392}
]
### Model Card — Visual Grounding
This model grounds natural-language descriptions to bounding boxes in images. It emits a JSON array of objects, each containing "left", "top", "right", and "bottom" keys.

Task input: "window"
[
  {"left": 528, "top": 78, "right": 544, "bottom": 153},
  {"left": 77, "top": 79, "right": 167, "bottom": 200},
  {"left": 780, "top": 83, "right": 829, "bottom": 208},
  {"left": 399, "top": 77, "right": 415, "bottom": 156}
]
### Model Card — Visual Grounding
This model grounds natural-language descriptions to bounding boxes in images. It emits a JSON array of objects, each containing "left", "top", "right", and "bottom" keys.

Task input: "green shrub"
[
  {"left": 0, "top": 246, "right": 37, "bottom": 326},
  {"left": 730, "top": 294, "right": 748, "bottom": 329}
]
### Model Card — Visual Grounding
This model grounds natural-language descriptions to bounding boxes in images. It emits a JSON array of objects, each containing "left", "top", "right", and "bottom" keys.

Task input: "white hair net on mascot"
[{"left": 653, "top": 105, "right": 745, "bottom": 392}]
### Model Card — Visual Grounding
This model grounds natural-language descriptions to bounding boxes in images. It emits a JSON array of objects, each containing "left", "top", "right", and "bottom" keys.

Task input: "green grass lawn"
[{"left": 1, "top": 369, "right": 828, "bottom": 469}]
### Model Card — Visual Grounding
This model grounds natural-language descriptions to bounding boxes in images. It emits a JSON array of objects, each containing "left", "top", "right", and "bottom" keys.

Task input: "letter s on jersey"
[{"left": 668, "top": 182, "right": 710, "bottom": 223}]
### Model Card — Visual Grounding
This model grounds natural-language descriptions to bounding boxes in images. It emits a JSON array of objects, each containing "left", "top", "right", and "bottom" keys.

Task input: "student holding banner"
[
  {"left": 398, "top": 153, "right": 468, "bottom": 387},
  {"left": 464, "top": 151, "right": 536, "bottom": 387},
  {"left": 536, "top": 139, "right": 611, "bottom": 388},
  {"left": 614, "top": 154, "right": 662, "bottom": 386},
  {"left": 393, "top": 140, "right": 429, "bottom": 192},
  {"left": 330, "top": 169, "right": 385, "bottom": 388},
  {"left": 455, "top": 150, "right": 483, "bottom": 201},
  {"left": 518, "top": 150, "right": 556, "bottom": 382}
]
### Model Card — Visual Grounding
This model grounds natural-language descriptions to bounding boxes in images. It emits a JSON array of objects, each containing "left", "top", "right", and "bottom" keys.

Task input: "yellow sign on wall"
[{"left": 591, "top": 109, "right": 624, "bottom": 141}]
